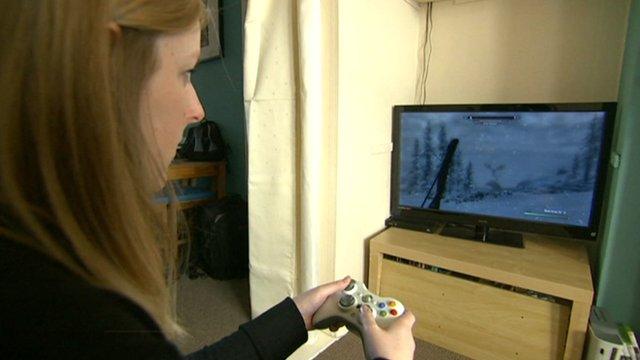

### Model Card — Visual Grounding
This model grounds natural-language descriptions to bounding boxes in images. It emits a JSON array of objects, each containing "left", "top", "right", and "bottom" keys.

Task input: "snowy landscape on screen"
[{"left": 399, "top": 111, "right": 605, "bottom": 227}]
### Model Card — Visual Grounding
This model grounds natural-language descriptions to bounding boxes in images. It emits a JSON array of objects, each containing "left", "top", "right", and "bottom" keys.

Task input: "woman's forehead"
[{"left": 155, "top": 27, "right": 201, "bottom": 64}]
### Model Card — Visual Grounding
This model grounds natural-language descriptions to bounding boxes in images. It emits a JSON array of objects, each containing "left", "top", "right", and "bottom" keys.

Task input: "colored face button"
[
  {"left": 390, "top": 309, "right": 398, "bottom": 316},
  {"left": 378, "top": 310, "right": 388, "bottom": 317},
  {"left": 388, "top": 301, "right": 396, "bottom": 307},
  {"left": 377, "top": 302, "right": 386, "bottom": 309}
]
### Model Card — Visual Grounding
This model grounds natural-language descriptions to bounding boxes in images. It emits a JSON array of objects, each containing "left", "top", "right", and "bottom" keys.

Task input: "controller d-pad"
[{"left": 339, "top": 294, "right": 356, "bottom": 308}]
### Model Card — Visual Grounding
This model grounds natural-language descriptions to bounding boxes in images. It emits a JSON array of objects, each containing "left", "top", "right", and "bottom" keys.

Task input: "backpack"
[
  {"left": 179, "top": 119, "right": 227, "bottom": 161},
  {"left": 188, "top": 195, "right": 248, "bottom": 280}
]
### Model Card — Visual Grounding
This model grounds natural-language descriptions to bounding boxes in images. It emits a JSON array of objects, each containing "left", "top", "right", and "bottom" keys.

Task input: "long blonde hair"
[{"left": 0, "top": 0, "right": 206, "bottom": 338}]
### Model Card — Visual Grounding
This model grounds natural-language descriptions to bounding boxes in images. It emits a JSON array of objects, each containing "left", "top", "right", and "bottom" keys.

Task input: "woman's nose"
[
  {"left": 191, "top": 99, "right": 205, "bottom": 123},
  {"left": 187, "top": 88, "right": 205, "bottom": 123}
]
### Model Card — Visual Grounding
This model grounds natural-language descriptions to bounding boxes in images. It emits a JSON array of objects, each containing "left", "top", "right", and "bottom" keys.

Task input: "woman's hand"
[
  {"left": 359, "top": 304, "right": 416, "bottom": 360},
  {"left": 292, "top": 276, "right": 351, "bottom": 330}
]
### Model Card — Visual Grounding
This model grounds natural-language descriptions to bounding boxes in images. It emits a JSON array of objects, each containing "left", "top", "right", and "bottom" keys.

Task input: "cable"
[
  {"left": 423, "top": 3, "right": 433, "bottom": 104},
  {"left": 415, "top": 6, "right": 428, "bottom": 103},
  {"left": 422, "top": 3, "right": 434, "bottom": 104},
  {"left": 422, "top": 5, "right": 430, "bottom": 103},
  {"left": 415, "top": 3, "right": 434, "bottom": 105}
]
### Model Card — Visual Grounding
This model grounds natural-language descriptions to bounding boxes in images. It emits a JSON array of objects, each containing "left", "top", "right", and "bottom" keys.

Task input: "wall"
[
  {"left": 193, "top": 0, "right": 247, "bottom": 198},
  {"left": 334, "top": 0, "right": 630, "bottom": 282},
  {"left": 335, "top": 0, "right": 422, "bottom": 280},
  {"left": 422, "top": 0, "right": 628, "bottom": 104},
  {"left": 597, "top": 0, "right": 640, "bottom": 331}
]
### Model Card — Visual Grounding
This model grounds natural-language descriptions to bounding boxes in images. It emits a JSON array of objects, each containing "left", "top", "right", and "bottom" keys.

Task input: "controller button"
[
  {"left": 379, "top": 310, "right": 388, "bottom": 317},
  {"left": 388, "top": 300, "right": 396, "bottom": 307},
  {"left": 344, "top": 280, "right": 356, "bottom": 292},
  {"left": 362, "top": 294, "right": 373, "bottom": 303},
  {"left": 339, "top": 294, "right": 356, "bottom": 308},
  {"left": 377, "top": 302, "right": 386, "bottom": 309},
  {"left": 390, "top": 309, "right": 398, "bottom": 316}
]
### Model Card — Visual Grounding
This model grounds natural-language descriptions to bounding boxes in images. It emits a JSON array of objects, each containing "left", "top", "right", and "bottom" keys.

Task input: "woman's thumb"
[{"left": 359, "top": 305, "right": 378, "bottom": 330}]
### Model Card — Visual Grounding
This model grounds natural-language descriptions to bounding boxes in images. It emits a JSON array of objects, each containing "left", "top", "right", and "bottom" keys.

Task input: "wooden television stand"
[{"left": 368, "top": 227, "right": 594, "bottom": 360}]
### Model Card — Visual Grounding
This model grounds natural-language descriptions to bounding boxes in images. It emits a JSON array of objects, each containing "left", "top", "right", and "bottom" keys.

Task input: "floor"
[
  {"left": 175, "top": 276, "right": 252, "bottom": 354},
  {"left": 175, "top": 276, "right": 468, "bottom": 359}
]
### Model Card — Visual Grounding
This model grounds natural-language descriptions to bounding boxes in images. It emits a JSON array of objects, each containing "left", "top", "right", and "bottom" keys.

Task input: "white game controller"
[{"left": 312, "top": 279, "right": 405, "bottom": 335}]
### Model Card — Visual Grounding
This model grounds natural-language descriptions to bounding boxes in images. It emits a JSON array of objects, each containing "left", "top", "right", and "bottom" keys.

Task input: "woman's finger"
[
  {"left": 314, "top": 276, "right": 351, "bottom": 298},
  {"left": 359, "top": 304, "right": 378, "bottom": 330}
]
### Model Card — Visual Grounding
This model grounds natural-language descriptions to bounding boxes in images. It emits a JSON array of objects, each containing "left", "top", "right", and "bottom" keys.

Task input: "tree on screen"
[
  {"left": 420, "top": 124, "right": 434, "bottom": 189},
  {"left": 406, "top": 139, "right": 421, "bottom": 193}
]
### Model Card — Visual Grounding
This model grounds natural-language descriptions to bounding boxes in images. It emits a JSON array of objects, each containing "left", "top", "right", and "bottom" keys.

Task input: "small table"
[{"left": 165, "top": 160, "right": 226, "bottom": 274}]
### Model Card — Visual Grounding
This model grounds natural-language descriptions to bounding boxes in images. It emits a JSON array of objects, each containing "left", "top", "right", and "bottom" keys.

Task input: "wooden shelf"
[
  {"left": 168, "top": 160, "right": 223, "bottom": 179},
  {"left": 168, "top": 160, "right": 226, "bottom": 205},
  {"left": 368, "top": 227, "right": 594, "bottom": 360}
]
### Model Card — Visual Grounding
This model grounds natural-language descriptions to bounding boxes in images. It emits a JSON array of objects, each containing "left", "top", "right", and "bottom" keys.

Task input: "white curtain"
[{"left": 243, "top": 0, "right": 339, "bottom": 321}]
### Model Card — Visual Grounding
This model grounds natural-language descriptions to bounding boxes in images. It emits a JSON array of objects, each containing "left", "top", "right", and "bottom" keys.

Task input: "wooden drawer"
[{"left": 379, "top": 259, "right": 571, "bottom": 360}]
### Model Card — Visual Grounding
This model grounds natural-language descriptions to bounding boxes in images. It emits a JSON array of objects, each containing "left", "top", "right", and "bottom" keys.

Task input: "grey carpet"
[{"left": 175, "top": 276, "right": 468, "bottom": 359}]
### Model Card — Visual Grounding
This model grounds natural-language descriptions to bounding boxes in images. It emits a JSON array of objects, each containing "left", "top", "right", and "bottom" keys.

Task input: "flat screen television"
[{"left": 388, "top": 103, "right": 616, "bottom": 247}]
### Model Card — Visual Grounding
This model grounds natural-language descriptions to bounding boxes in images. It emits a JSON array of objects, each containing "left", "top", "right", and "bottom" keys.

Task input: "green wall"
[
  {"left": 193, "top": 0, "right": 247, "bottom": 199},
  {"left": 596, "top": 0, "right": 640, "bottom": 331}
]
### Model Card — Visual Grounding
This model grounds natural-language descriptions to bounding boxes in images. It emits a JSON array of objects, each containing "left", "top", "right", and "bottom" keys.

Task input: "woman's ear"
[{"left": 107, "top": 21, "right": 122, "bottom": 47}]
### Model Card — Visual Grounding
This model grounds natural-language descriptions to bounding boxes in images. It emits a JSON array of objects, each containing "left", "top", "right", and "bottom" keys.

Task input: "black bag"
[
  {"left": 189, "top": 195, "right": 248, "bottom": 280},
  {"left": 179, "top": 119, "right": 227, "bottom": 161}
]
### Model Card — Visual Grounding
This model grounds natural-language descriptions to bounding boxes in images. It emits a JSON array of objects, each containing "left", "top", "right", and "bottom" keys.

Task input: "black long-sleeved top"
[{"left": 0, "top": 238, "right": 308, "bottom": 359}]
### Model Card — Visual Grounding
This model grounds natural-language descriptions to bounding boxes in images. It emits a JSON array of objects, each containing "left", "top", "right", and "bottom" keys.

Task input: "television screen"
[{"left": 392, "top": 104, "right": 615, "bottom": 239}]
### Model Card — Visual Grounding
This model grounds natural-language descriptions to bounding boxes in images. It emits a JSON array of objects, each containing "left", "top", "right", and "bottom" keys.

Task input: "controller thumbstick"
[
  {"left": 338, "top": 294, "right": 356, "bottom": 308},
  {"left": 344, "top": 280, "right": 356, "bottom": 292}
]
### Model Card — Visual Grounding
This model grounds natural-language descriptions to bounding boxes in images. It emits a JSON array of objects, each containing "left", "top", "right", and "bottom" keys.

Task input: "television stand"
[
  {"left": 368, "top": 227, "right": 594, "bottom": 360},
  {"left": 440, "top": 221, "right": 524, "bottom": 248}
]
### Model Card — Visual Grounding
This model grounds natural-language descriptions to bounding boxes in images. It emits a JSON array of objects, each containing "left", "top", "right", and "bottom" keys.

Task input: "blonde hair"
[{"left": 0, "top": 0, "right": 207, "bottom": 339}]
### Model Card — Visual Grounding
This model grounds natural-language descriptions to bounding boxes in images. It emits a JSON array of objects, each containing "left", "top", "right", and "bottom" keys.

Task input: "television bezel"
[{"left": 390, "top": 102, "right": 617, "bottom": 241}]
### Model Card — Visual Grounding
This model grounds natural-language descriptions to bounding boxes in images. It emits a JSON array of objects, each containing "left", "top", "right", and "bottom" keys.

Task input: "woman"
[{"left": 0, "top": 1, "right": 415, "bottom": 359}]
